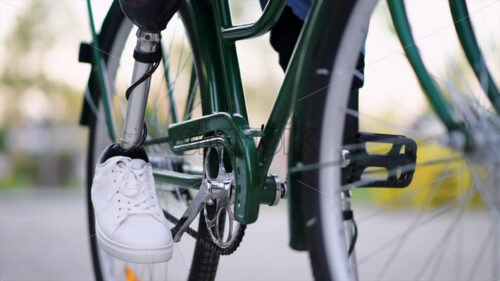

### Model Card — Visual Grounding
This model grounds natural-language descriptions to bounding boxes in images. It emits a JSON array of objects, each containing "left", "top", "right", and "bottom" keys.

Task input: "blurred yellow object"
[
  {"left": 125, "top": 266, "right": 141, "bottom": 281},
  {"left": 370, "top": 143, "right": 483, "bottom": 209}
]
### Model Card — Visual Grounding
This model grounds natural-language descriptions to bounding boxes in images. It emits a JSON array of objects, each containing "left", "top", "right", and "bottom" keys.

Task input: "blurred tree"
[
  {"left": 0, "top": 0, "right": 85, "bottom": 188},
  {"left": 0, "top": 0, "right": 81, "bottom": 127}
]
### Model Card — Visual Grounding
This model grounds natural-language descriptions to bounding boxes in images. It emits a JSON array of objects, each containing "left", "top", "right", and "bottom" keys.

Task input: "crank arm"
[{"left": 171, "top": 181, "right": 209, "bottom": 242}]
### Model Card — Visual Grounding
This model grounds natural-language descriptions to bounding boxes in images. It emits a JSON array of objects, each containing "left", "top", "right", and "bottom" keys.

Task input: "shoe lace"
[{"left": 115, "top": 160, "right": 162, "bottom": 221}]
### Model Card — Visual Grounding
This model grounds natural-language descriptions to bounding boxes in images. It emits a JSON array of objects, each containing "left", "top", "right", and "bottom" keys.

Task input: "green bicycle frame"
[
  {"left": 169, "top": 0, "right": 474, "bottom": 241},
  {"left": 84, "top": 0, "right": 477, "bottom": 249},
  {"left": 170, "top": 0, "right": 342, "bottom": 226}
]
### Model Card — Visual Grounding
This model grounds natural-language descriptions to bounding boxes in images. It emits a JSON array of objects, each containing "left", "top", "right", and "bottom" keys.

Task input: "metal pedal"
[{"left": 344, "top": 132, "right": 417, "bottom": 188}]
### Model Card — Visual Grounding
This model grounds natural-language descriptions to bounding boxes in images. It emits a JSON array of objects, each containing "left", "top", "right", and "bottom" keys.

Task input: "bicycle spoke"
[
  {"left": 344, "top": 107, "right": 441, "bottom": 141},
  {"left": 357, "top": 168, "right": 461, "bottom": 222},
  {"left": 183, "top": 100, "right": 202, "bottom": 121},
  {"left": 413, "top": 171, "right": 474, "bottom": 280},
  {"left": 358, "top": 192, "right": 463, "bottom": 265},
  {"left": 373, "top": 177, "right": 444, "bottom": 280},
  {"left": 466, "top": 223, "right": 497, "bottom": 281}
]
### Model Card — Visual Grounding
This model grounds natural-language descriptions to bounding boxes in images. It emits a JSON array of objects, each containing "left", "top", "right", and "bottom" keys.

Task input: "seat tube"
[{"left": 120, "top": 30, "right": 161, "bottom": 149}]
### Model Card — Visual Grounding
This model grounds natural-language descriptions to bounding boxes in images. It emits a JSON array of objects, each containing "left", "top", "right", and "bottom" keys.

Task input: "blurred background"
[
  {"left": 0, "top": 0, "right": 498, "bottom": 280},
  {"left": 0, "top": 0, "right": 87, "bottom": 189},
  {"left": 0, "top": 0, "right": 286, "bottom": 190}
]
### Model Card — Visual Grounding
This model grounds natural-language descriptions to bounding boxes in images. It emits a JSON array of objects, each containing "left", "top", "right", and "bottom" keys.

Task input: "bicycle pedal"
[
  {"left": 79, "top": 42, "right": 92, "bottom": 64},
  {"left": 344, "top": 132, "right": 417, "bottom": 188}
]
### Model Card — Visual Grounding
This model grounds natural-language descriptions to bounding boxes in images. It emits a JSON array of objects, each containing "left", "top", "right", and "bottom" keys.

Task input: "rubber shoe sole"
[{"left": 95, "top": 223, "right": 173, "bottom": 264}]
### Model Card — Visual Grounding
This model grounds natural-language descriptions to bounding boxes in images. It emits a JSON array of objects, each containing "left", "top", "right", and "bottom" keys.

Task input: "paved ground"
[
  {"left": 1, "top": 189, "right": 498, "bottom": 281},
  {"left": 0, "top": 189, "right": 312, "bottom": 281},
  {"left": 0, "top": 189, "right": 94, "bottom": 281}
]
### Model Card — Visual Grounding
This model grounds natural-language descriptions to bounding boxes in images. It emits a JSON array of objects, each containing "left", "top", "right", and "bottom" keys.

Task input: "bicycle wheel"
[
  {"left": 297, "top": 0, "right": 500, "bottom": 280},
  {"left": 84, "top": 2, "right": 220, "bottom": 280}
]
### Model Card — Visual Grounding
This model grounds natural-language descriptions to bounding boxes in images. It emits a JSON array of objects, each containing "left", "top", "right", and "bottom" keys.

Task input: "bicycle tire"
[
  {"left": 295, "top": 1, "right": 371, "bottom": 279},
  {"left": 85, "top": 2, "right": 220, "bottom": 280},
  {"left": 298, "top": 0, "right": 500, "bottom": 280}
]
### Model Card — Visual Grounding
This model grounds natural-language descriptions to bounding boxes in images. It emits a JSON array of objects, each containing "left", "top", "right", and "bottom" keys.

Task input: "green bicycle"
[{"left": 79, "top": 0, "right": 499, "bottom": 279}]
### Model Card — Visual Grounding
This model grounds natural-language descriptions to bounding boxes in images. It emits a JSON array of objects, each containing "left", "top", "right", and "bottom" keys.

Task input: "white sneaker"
[{"left": 91, "top": 156, "right": 173, "bottom": 263}]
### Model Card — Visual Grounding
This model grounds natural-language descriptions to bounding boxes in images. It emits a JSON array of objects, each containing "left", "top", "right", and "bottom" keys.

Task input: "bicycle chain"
[{"left": 163, "top": 210, "right": 246, "bottom": 256}]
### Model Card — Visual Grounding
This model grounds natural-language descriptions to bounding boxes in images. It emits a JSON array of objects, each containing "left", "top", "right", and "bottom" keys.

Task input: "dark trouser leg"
[{"left": 269, "top": 6, "right": 304, "bottom": 71}]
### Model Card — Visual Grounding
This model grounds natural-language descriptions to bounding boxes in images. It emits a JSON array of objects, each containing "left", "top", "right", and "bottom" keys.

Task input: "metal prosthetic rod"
[{"left": 120, "top": 30, "right": 161, "bottom": 149}]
